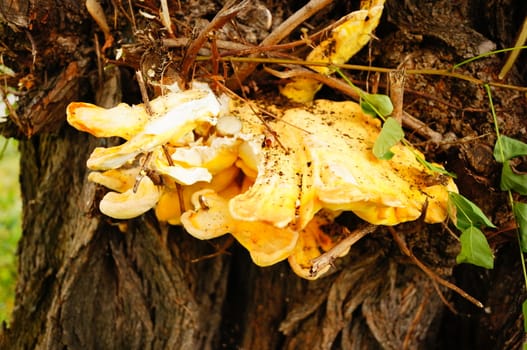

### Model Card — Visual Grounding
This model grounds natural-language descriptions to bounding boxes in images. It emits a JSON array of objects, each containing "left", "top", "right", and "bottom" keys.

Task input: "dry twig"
[
  {"left": 86, "top": 0, "right": 114, "bottom": 52},
  {"left": 388, "top": 226, "right": 483, "bottom": 308},
  {"left": 226, "top": 0, "right": 333, "bottom": 89},
  {"left": 389, "top": 68, "right": 405, "bottom": 124},
  {"left": 180, "top": 0, "right": 251, "bottom": 85},
  {"left": 309, "top": 224, "right": 377, "bottom": 278}
]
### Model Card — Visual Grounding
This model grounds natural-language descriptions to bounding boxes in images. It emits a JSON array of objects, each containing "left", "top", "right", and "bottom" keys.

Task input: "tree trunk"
[{"left": 0, "top": 0, "right": 526, "bottom": 349}]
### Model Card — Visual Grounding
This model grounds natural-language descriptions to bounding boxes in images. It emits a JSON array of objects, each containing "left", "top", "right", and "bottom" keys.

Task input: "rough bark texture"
[{"left": 0, "top": 0, "right": 526, "bottom": 349}]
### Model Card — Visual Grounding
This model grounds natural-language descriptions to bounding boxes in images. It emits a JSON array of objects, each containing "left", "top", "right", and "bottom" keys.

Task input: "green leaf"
[
  {"left": 500, "top": 161, "right": 527, "bottom": 195},
  {"left": 456, "top": 226, "right": 494, "bottom": 269},
  {"left": 360, "top": 93, "right": 393, "bottom": 118},
  {"left": 494, "top": 136, "right": 527, "bottom": 162},
  {"left": 514, "top": 202, "right": 527, "bottom": 252},
  {"left": 373, "top": 117, "right": 404, "bottom": 160},
  {"left": 448, "top": 192, "right": 496, "bottom": 230},
  {"left": 523, "top": 299, "right": 527, "bottom": 333}
]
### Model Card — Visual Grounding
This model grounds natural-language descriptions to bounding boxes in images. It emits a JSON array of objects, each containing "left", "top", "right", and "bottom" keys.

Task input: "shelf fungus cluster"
[{"left": 67, "top": 82, "right": 457, "bottom": 279}]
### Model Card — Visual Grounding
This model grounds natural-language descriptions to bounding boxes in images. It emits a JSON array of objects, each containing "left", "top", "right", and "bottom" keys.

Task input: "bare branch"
[
  {"left": 226, "top": 0, "right": 333, "bottom": 89},
  {"left": 180, "top": 0, "right": 251, "bottom": 85},
  {"left": 309, "top": 224, "right": 377, "bottom": 278},
  {"left": 389, "top": 226, "right": 484, "bottom": 308}
]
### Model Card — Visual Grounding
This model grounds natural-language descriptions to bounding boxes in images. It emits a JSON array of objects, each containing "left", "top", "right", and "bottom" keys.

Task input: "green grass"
[{"left": 0, "top": 136, "right": 21, "bottom": 324}]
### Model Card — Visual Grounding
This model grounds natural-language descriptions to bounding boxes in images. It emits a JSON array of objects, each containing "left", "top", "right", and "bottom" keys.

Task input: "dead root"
[{"left": 388, "top": 226, "right": 483, "bottom": 309}]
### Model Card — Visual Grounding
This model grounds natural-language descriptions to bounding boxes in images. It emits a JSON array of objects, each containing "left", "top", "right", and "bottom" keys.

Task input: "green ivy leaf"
[
  {"left": 448, "top": 192, "right": 496, "bottom": 230},
  {"left": 500, "top": 161, "right": 527, "bottom": 195},
  {"left": 373, "top": 117, "right": 404, "bottom": 160},
  {"left": 494, "top": 136, "right": 527, "bottom": 162},
  {"left": 514, "top": 202, "right": 527, "bottom": 252},
  {"left": 456, "top": 226, "right": 494, "bottom": 269},
  {"left": 360, "top": 93, "right": 393, "bottom": 118}
]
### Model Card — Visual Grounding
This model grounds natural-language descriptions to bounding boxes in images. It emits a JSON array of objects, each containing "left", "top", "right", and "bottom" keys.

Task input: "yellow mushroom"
[
  {"left": 181, "top": 189, "right": 299, "bottom": 266},
  {"left": 155, "top": 166, "right": 242, "bottom": 225},
  {"left": 66, "top": 83, "right": 208, "bottom": 140},
  {"left": 67, "top": 81, "right": 457, "bottom": 280},
  {"left": 225, "top": 98, "right": 457, "bottom": 228},
  {"left": 221, "top": 101, "right": 317, "bottom": 229},
  {"left": 86, "top": 85, "right": 220, "bottom": 170},
  {"left": 88, "top": 168, "right": 140, "bottom": 192},
  {"left": 155, "top": 188, "right": 184, "bottom": 225},
  {"left": 99, "top": 176, "right": 161, "bottom": 220},
  {"left": 151, "top": 147, "right": 213, "bottom": 185},
  {"left": 229, "top": 128, "right": 304, "bottom": 228},
  {"left": 281, "top": 0, "right": 386, "bottom": 102},
  {"left": 178, "top": 97, "right": 456, "bottom": 276},
  {"left": 66, "top": 102, "right": 149, "bottom": 140},
  {"left": 170, "top": 136, "right": 241, "bottom": 175}
]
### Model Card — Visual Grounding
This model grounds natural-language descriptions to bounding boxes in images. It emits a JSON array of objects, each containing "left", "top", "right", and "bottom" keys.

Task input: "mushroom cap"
[
  {"left": 66, "top": 102, "right": 149, "bottom": 139},
  {"left": 99, "top": 176, "right": 161, "bottom": 220},
  {"left": 88, "top": 168, "right": 140, "bottom": 192},
  {"left": 85, "top": 86, "right": 220, "bottom": 171},
  {"left": 181, "top": 189, "right": 299, "bottom": 266},
  {"left": 226, "top": 98, "right": 456, "bottom": 228},
  {"left": 281, "top": 0, "right": 385, "bottom": 103}
]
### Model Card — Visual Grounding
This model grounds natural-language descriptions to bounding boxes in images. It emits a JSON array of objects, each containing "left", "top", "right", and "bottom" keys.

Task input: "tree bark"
[{"left": 0, "top": 0, "right": 526, "bottom": 349}]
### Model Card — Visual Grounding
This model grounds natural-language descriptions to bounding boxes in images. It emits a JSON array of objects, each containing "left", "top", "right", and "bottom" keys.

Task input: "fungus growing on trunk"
[{"left": 67, "top": 84, "right": 457, "bottom": 278}]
